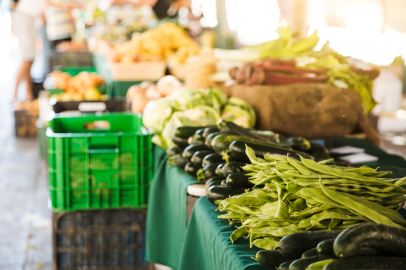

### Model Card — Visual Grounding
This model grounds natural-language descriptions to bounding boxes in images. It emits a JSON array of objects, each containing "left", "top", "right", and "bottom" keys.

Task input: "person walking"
[{"left": 11, "top": 0, "right": 45, "bottom": 101}]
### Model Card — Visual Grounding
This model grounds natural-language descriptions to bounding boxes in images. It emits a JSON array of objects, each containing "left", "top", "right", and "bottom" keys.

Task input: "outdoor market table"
[{"left": 146, "top": 137, "right": 406, "bottom": 270}]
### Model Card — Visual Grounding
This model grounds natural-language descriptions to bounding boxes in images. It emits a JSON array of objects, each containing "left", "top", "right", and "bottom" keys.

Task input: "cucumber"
[
  {"left": 301, "top": 248, "right": 318, "bottom": 259},
  {"left": 255, "top": 250, "right": 287, "bottom": 269},
  {"left": 334, "top": 223, "right": 406, "bottom": 258},
  {"left": 276, "top": 231, "right": 340, "bottom": 260},
  {"left": 205, "top": 177, "right": 224, "bottom": 188},
  {"left": 226, "top": 173, "right": 253, "bottom": 187},
  {"left": 323, "top": 257, "right": 406, "bottom": 270},
  {"left": 182, "top": 144, "right": 209, "bottom": 160},
  {"left": 216, "top": 163, "right": 226, "bottom": 177},
  {"left": 166, "top": 146, "right": 184, "bottom": 157},
  {"left": 288, "top": 255, "right": 321, "bottom": 270},
  {"left": 222, "top": 161, "right": 246, "bottom": 178},
  {"left": 174, "top": 126, "right": 203, "bottom": 138},
  {"left": 167, "top": 154, "right": 188, "bottom": 168},
  {"left": 205, "top": 132, "right": 221, "bottom": 149},
  {"left": 191, "top": 150, "right": 214, "bottom": 166},
  {"left": 184, "top": 162, "right": 200, "bottom": 176},
  {"left": 203, "top": 163, "right": 225, "bottom": 179},
  {"left": 172, "top": 135, "right": 189, "bottom": 148},
  {"left": 229, "top": 141, "right": 315, "bottom": 161},
  {"left": 306, "top": 259, "right": 336, "bottom": 270},
  {"left": 278, "top": 260, "right": 296, "bottom": 270},
  {"left": 202, "top": 126, "right": 219, "bottom": 138},
  {"left": 206, "top": 185, "right": 245, "bottom": 203},
  {"left": 202, "top": 153, "right": 224, "bottom": 166},
  {"left": 316, "top": 240, "right": 335, "bottom": 257}
]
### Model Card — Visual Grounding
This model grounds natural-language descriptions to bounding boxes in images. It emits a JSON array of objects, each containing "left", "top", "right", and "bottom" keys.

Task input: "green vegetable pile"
[
  {"left": 217, "top": 146, "right": 406, "bottom": 251},
  {"left": 142, "top": 88, "right": 256, "bottom": 148},
  {"left": 246, "top": 26, "right": 377, "bottom": 114}
]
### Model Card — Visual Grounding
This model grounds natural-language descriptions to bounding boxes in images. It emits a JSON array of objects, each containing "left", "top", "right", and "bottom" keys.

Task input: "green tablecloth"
[
  {"left": 146, "top": 146, "right": 198, "bottom": 269},
  {"left": 92, "top": 54, "right": 148, "bottom": 98},
  {"left": 179, "top": 197, "right": 268, "bottom": 270},
  {"left": 146, "top": 137, "right": 406, "bottom": 270}
]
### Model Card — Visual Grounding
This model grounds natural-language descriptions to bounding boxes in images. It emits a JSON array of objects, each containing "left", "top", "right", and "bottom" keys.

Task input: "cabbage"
[
  {"left": 162, "top": 105, "right": 220, "bottom": 147},
  {"left": 142, "top": 98, "right": 173, "bottom": 132},
  {"left": 221, "top": 97, "right": 256, "bottom": 128}
]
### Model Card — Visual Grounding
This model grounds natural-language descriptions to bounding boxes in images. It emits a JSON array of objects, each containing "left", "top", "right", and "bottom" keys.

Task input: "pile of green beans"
[{"left": 217, "top": 146, "right": 406, "bottom": 250}]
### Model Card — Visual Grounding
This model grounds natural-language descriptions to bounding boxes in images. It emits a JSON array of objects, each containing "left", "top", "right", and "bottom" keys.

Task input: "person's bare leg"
[{"left": 14, "top": 61, "right": 33, "bottom": 101}]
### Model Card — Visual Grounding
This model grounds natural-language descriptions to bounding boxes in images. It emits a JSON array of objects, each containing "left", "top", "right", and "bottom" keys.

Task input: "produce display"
[
  {"left": 49, "top": 71, "right": 107, "bottom": 101},
  {"left": 255, "top": 223, "right": 406, "bottom": 269},
  {"left": 211, "top": 144, "right": 406, "bottom": 268},
  {"left": 236, "top": 27, "right": 377, "bottom": 114},
  {"left": 127, "top": 75, "right": 182, "bottom": 113},
  {"left": 142, "top": 88, "right": 256, "bottom": 148},
  {"left": 111, "top": 22, "right": 200, "bottom": 63},
  {"left": 166, "top": 120, "right": 318, "bottom": 184}
]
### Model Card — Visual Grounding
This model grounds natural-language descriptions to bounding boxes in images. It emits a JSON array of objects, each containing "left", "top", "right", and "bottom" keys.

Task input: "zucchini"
[
  {"left": 191, "top": 150, "right": 214, "bottom": 166},
  {"left": 202, "top": 153, "right": 224, "bottom": 166},
  {"left": 307, "top": 143, "right": 330, "bottom": 161},
  {"left": 202, "top": 126, "right": 219, "bottom": 138},
  {"left": 172, "top": 135, "right": 189, "bottom": 148},
  {"left": 182, "top": 144, "right": 209, "bottom": 160},
  {"left": 166, "top": 146, "right": 184, "bottom": 157},
  {"left": 316, "top": 239, "right": 335, "bottom": 257},
  {"left": 226, "top": 173, "right": 253, "bottom": 187},
  {"left": 221, "top": 180, "right": 227, "bottom": 186},
  {"left": 167, "top": 154, "right": 188, "bottom": 168},
  {"left": 229, "top": 141, "right": 315, "bottom": 161},
  {"left": 205, "top": 132, "right": 221, "bottom": 149},
  {"left": 203, "top": 163, "right": 225, "bottom": 180},
  {"left": 188, "top": 136, "right": 205, "bottom": 145},
  {"left": 301, "top": 248, "right": 318, "bottom": 259},
  {"left": 174, "top": 126, "right": 203, "bottom": 138},
  {"left": 205, "top": 177, "right": 224, "bottom": 188},
  {"left": 211, "top": 134, "right": 279, "bottom": 154},
  {"left": 323, "top": 257, "right": 406, "bottom": 270},
  {"left": 279, "top": 136, "right": 311, "bottom": 152},
  {"left": 222, "top": 161, "right": 246, "bottom": 178},
  {"left": 193, "top": 128, "right": 205, "bottom": 141},
  {"left": 206, "top": 185, "right": 245, "bottom": 203},
  {"left": 217, "top": 120, "right": 275, "bottom": 143},
  {"left": 222, "top": 150, "right": 251, "bottom": 163},
  {"left": 278, "top": 260, "right": 296, "bottom": 270},
  {"left": 288, "top": 255, "right": 321, "bottom": 270},
  {"left": 276, "top": 231, "right": 340, "bottom": 260},
  {"left": 216, "top": 163, "right": 226, "bottom": 177},
  {"left": 334, "top": 223, "right": 406, "bottom": 258},
  {"left": 184, "top": 162, "right": 200, "bottom": 176},
  {"left": 306, "top": 259, "right": 336, "bottom": 270},
  {"left": 255, "top": 250, "right": 287, "bottom": 269}
]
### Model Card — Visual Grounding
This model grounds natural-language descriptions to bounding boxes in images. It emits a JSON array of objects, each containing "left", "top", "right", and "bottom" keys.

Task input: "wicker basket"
[{"left": 108, "top": 61, "right": 166, "bottom": 81}]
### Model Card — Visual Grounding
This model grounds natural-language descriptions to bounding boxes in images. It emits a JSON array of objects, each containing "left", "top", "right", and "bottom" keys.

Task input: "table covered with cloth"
[{"left": 146, "top": 137, "right": 406, "bottom": 270}]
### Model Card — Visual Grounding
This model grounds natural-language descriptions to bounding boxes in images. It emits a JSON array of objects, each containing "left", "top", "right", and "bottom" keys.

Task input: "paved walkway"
[{"left": 0, "top": 11, "right": 52, "bottom": 270}]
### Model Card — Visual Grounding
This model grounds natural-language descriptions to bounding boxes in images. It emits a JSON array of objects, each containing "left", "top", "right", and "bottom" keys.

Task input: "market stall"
[{"left": 146, "top": 136, "right": 406, "bottom": 270}]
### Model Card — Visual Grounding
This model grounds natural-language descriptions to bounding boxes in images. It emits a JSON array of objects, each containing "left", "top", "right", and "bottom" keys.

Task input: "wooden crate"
[{"left": 108, "top": 61, "right": 166, "bottom": 81}]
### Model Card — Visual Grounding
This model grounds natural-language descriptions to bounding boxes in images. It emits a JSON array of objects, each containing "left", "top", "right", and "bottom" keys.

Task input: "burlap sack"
[{"left": 225, "top": 83, "right": 380, "bottom": 146}]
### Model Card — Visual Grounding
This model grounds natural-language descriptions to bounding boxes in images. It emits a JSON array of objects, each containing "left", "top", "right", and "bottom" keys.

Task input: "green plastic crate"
[
  {"left": 53, "top": 66, "right": 96, "bottom": 76},
  {"left": 46, "top": 113, "right": 153, "bottom": 212}
]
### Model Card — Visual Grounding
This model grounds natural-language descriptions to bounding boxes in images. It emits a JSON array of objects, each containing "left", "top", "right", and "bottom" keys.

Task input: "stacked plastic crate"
[{"left": 47, "top": 113, "right": 153, "bottom": 270}]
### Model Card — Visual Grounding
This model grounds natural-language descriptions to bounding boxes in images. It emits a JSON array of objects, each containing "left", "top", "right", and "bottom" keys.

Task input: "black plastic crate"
[
  {"left": 50, "top": 51, "right": 94, "bottom": 71},
  {"left": 51, "top": 99, "right": 130, "bottom": 114},
  {"left": 14, "top": 110, "right": 38, "bottom": 137},
  {"left": 53, "top": 209, "right": 151, "bottom": 270}
]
